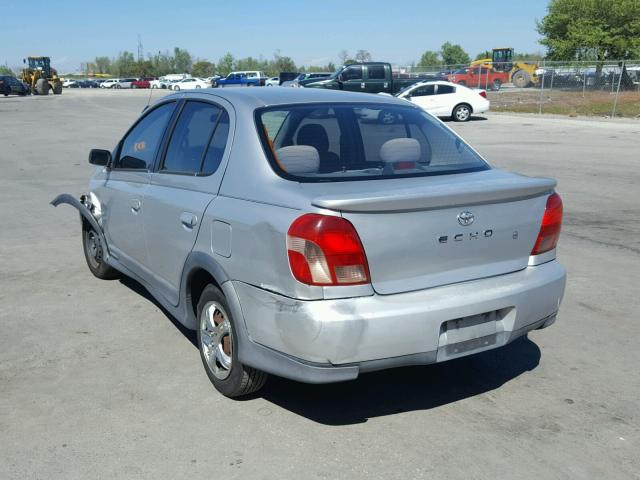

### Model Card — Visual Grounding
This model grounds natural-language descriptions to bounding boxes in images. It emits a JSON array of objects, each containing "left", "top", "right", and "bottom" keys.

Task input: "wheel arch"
[
  {"left": 181, "top": 252, "right": 230, "bottom": 328},
  {"left": 453, "top": 102, "right": 473, "bottom": 114}
]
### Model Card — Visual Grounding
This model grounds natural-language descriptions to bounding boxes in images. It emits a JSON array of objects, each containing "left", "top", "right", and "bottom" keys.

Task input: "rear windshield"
[{"left": 257, "top": 103, "right": 488, "bottom": 182}]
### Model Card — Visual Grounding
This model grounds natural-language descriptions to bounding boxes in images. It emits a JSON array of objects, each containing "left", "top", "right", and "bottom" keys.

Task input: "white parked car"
[
  {"left": 266, "top": 76, "right": 279, "bottom": 87},
  {"left": 62, "top": 79, "right": 78, "bottom": 88},
  {"left": 150, "top": 77, "right": 170, "bottom": 89},
  {"left": 395, "top": 81, "right": 490, "bottom": 122},
  {"left": 100, "top": 79, "right": 120, "bottom": 89},
  {"left": 169, "top": 77, "right": 208, "bottom": 90},
  {"left": 116, "top": 78, "right": 138, "bottom": 89}
]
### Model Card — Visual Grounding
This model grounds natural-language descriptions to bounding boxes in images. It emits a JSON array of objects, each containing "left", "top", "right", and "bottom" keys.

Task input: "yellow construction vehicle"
[
  {"left": 471, "top": 48, "right": 539, "bottom": 88},
  {"left": 21, "top": 56, "right": 63, "bottom": 95}
]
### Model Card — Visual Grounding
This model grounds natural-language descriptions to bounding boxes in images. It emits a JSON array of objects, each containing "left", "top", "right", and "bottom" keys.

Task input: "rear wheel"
[
  {"left": 53, "top": 82, "right": 62, "bottom": 94},
  {"left": 452, "top": 103, "right": 472, "bottom": 122},
  {"left": 197, "top": 285, "right": 267, "bottom": 398},
  {"left": 82, "top": 225, "right": 120, "bottom": 280},
  {"left": 512, "top": 70, "right": 531, "bottom": 88},
  {"left": 492, "top": 79, "right": 502, "bottom": 91}
]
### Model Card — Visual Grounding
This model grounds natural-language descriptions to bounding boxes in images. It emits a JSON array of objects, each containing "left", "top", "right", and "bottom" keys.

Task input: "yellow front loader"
[
  {"left": 21, "top": 56, "right": 63, "bottom": 95},
  {"left": 471, "top": 48, "right": 539, "bottom": 88}
]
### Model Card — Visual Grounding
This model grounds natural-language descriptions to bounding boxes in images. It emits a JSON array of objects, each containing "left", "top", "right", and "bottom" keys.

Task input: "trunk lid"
[{"left": 305, "top": 169, "right": 555, "bottom": 295}]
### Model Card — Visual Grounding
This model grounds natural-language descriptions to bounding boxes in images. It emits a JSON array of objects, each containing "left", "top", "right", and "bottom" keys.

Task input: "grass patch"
[{"left": 488, "top": 90, "right": 640, "bottom": 118}]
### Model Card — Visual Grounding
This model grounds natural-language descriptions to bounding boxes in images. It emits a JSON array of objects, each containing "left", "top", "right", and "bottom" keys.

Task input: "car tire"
[
  {"left": 82, "top": 224, "right": 120, "bottom": 280},
  {"left": 492, "top": 79, "right": 501, "bottom": 91},
  {"left": 174, "top": 85, "right": 180, "bottom": 91},
  {"left": 452, "top": 103, "right": 472, "bottom": 122},
  {"left": 196, "top": 85, "right": 201, "bottom": 88},
  {"left": 458, "top": 80, "right": 467, "bottom": 86},
  {"left": 53, "top": 83, "right": 62, "bottom": 94},
  {"left": 197, "top": 284, "right": 268, "bottom": 398},
  {"left": 35, "top": 78, "right": 49, "bottom": 95},
  {"left": 151, "top": 85, "right": 157, "bottom": 89},
  {"left": 512, "top": 70, "right": 531, "bottom": 88}
]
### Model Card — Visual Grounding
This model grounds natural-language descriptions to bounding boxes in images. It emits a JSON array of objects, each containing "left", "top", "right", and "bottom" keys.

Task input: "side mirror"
[
  {"left": 337, "top": 74, "right": 344, "bottom": 82},
  {"left": 88, "top": 149, "right": 111, "bottom": 167}
]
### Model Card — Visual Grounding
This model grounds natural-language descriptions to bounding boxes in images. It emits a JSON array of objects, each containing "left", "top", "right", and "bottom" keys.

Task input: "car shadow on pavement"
[
  {"left": 118, "top": 275, "right": 540, "bottom": 426},
  {"left": 119, "top": 276, "right": 198, "bottom": 348},
  {"left": 443, "top": 116, "right": 488, "bottom": 122},
  {"left": 259, "top": 338, "right": 540, "bottom": 425}
]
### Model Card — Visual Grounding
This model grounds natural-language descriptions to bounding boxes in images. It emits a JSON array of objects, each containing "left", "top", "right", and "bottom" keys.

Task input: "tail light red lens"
[
  {"left": 287, "top": 214, "right": 370, "bottom": 286},
  {"left": 531, "top": 192, "right": 563, "bottom": 255},
  {"left": 478, "top": 90, "right": 487, "bottom": 98}
]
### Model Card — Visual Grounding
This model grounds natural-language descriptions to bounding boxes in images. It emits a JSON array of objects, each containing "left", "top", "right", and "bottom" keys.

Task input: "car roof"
[{"left": 162, "top": 87, "right": 409, "bottom": 109}]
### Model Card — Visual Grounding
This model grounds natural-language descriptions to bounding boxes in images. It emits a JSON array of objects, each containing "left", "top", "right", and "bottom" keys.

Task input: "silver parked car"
[{"left": 52, "top": 88, "right": 566, "bottom": 397}]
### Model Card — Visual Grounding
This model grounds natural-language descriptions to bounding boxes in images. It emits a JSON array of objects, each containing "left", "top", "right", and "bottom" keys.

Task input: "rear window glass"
[{"left": 257, "top": 103, "right": 488, "bottom": 182}]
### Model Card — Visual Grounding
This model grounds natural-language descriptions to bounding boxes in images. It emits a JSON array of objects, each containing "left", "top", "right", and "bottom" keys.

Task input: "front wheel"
[
  {"left": 492, "top": 79, "right": 501, "bottom": 91},
  {"left": 197, "top": 285, "right": 267, "bottom": 398},
  {"left": 452, "top": 103, "right": 472, "bottom": 122},
  {"left": 82, "top": 226, "right": 120, "bottom": 280}
]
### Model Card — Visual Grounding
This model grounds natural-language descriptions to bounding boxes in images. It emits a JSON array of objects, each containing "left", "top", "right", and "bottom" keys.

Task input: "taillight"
[
  {"left": 531, "top": 192, "right": 563, "bottom": 255},
  {"left": 287, "top": 214, "right": 370, "bottom": 286},
  {"left": 478, "top": 90, "right": 487, "bottom": 98}
]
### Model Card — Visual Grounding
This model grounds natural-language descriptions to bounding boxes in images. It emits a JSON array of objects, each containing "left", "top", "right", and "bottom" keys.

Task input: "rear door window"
[
  {"left": 367, "top": 65, "right": 386, "bottom": 80},
  {"left": 436, "top": 84, "right": 455, "bottom": 94},
  {"left": 162, "top": 101, "right": 222, "bottom": 174}
]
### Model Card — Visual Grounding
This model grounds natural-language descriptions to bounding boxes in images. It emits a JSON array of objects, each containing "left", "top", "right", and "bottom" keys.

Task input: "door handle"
[
  {"left": 180, "top": 212, "right": 198, "bottom": 229},
  {"left": 361, "top": 82, "right": 365, "bottom": 89},
  {"left": 130, "top": 199, "right": 141, "bottom": 213}
]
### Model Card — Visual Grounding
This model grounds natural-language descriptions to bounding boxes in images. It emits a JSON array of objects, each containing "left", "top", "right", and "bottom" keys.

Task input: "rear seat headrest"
[
  {"left": 275, "top": 145, "right": 320, "bottom": 174},
  {"left": 379, "top": 138, "right": 421, "bottom": 164}
]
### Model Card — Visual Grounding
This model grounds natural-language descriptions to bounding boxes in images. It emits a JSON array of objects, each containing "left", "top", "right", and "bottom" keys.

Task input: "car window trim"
[
  {"left": 156, "top": 98, "right": 228, "bottom": 178},
  {"left": 113, "top": 99, "right": 178, "bottom": 171}
]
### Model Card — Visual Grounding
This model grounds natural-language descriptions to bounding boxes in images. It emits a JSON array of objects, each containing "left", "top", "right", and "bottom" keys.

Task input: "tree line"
[{"left": 79, "top": 49, "right": 339, "bottom": 78}]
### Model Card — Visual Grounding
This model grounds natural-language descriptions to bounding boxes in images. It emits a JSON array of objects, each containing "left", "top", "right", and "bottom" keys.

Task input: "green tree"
[
  {"left": 0, "top": 64, "right": 15, "bottom": 76},
  {"left": 272, "top": 52, "right": 296, "bottom": 73},
  {"left": 474, "top": 50, "right": 492, "bottom": 61},
  {"left": 173, "top": 47, "right": 192, "bottom": 73},
  {"left": 440, "top": 42, "right": 471, "bottom": 66},
  {"left": 419, "top": 50, "right": 440, "bottom": 66},
  {"left": 113, "top": 51, "right": 136, "bottom": 76},
  {"left": 537, "top": 0, "right": 640, "bottom": 61},
  {"left": 354, "top": 49, "right": 372, "bottom": 62},
  {"left": 94, "top": 56, "right": 111, "bottom": 74},
  {"left": 192, "top": 60, "right": 215, "bottom": 77},
  {"left": 217, "top": 53, "right": 235, "bottom": 76}
]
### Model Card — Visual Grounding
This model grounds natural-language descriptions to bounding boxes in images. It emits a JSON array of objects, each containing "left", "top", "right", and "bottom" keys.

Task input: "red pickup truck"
[{"left": 446, "top": 67, "right": 509, "bottom": 91}]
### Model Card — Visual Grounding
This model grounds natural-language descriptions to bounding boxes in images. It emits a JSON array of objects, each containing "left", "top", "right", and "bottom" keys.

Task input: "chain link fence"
[{"left": 402, "top": 60, "right": 640, "bottom": 118}]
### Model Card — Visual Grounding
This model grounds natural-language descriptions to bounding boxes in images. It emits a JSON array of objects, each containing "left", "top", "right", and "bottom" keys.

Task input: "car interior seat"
[{"left": 296, "top": 124, "right": 341, "bottom": 173}]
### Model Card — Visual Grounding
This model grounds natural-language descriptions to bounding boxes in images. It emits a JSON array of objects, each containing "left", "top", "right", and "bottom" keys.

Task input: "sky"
[{"left": 1, "top": 0, "right": 549, "bottom": 73}]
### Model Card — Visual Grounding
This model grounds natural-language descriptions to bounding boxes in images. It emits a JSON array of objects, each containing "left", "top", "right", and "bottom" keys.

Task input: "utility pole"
[{"left": 137, "top": 34, "right": 143, "bottom": 63}]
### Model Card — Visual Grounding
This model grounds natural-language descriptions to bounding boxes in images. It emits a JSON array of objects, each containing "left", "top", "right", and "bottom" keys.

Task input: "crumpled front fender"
[{"left": 50, "top": 193, "right": 110, "bottom": 259}]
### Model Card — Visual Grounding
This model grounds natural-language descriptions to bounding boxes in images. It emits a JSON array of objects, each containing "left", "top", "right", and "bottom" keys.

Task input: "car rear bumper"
[{"left": 230, "top": 260, "right": 566, "bottom": 383}]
